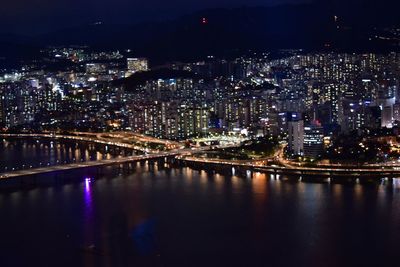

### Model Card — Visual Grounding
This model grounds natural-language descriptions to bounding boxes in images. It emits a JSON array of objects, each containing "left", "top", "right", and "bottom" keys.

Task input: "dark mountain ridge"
[{"left": 1, "top": 3, "right": 400, "bottom": 68}]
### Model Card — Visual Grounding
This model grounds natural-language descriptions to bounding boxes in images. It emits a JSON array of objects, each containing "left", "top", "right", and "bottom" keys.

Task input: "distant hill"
[
  {"left": 34, "top": 4, "right": 400, "bottom": 62},
  {"left": 36, "top": 5, "right": 332, "bottom": 59},
  {"left": 1, "top": 3, "right": 400, "bottom": 68},
  {"left": 0, "top": 38, "right": 41, "bottom": 68}
]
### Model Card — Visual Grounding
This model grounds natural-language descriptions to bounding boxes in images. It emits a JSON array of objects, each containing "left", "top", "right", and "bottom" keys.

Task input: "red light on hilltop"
[{"left": 202, "top": 17, "right": 208, "bottom": 24}]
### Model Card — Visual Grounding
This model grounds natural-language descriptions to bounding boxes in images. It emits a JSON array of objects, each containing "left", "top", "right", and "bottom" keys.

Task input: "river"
[{"left": 0, "top": 138, "right": 400, "bottom": 267}]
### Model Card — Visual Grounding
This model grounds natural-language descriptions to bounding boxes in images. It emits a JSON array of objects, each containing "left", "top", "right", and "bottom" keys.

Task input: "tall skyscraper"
[
  {"left": 287, "top": 115, "right": 304, "bottom": 156},
  {"left": 304, "top": 123, "right": 324, "bottom": 159},
  {"left": 393, "top": 102, "right": 400, "bottom": 122},
  {"left": 381, "top": 106, "right": 393, "bottom": 128}
]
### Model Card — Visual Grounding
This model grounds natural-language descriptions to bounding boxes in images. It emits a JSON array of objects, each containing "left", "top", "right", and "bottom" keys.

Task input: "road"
[
  {"left": 0, "top": 152, "right": 179, "bottom": 180},
  {"left": 0, "top": 133, "right": 212, "bottom": 180},
  {"left": 0, "top": 133, "right": 166, "bottom": 153},
  {"left": 3, "top": 132, "right": 398, "bottom": 179},
  {"left": 180, "top": 156, "right": 400, "bottom": 178}
]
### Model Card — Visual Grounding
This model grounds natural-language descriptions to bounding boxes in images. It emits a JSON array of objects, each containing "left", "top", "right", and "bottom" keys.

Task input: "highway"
[
  {"left": 0, "top": 133, "right": 233, "bottom": 180},
  {"left": 0, "top": 133, "right": 167, "bottom": 153},
  {"left": 2, "top": 132, "right": 400, "bottom": 180},
  {"left": 0, "top": 131, "right": 222, "bottom": 179},
  {"left": 180, "top": 156, "right": 400, "bottom": 178},
  {"left": 0, "top": 152, "right": 179, "bottom": 180},
  {"left": 72, "top": 131, "right": 183, "bottom": 149}
]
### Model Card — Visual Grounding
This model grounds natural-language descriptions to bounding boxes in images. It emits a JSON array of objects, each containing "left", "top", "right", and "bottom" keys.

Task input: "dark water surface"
[
  {"left": 1, "top": 139, "right": 400, "bottom": 267},
  {"left": 0, "top": 137, "right": 132, "bottom": 172}
]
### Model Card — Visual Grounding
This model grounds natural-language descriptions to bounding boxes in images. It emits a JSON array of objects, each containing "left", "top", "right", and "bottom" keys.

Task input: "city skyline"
[
  {"left": 3, "top": 1, "right": 400, "bottom": 266},
  {"left": 3, "top": 50, "right": 400, "bottom": 163}
]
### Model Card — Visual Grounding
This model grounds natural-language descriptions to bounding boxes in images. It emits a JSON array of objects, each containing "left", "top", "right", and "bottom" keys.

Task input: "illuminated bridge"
[
  {"left": 3, "top": 132, "right": 400, "bottom": 182},
  {"left": 0, "top": 133, "right": 219, "bottom": 181},
  {"left": 180, "top": 157, "right": 400, "bottom": 180},
  {"left": 0, "top": 152, "right": 179, "bottom": 180},
  {"left": 0, "top": 133, "right": 173, "bottom": 154}
]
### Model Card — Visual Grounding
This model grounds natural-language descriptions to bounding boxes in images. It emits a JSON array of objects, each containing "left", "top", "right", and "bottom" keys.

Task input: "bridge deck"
[
  {"left": 0, "top": 153, "right": 176, "bottom": 180},
  {"left": 181, "top": 157, "right": 400, "bottom": 178}
]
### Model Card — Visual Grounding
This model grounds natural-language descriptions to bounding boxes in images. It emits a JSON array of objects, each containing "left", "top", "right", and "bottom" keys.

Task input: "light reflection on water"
[
  {"left": 0, "top": 166, "right": 400, "bottom": 266},
  {"left": 0, "top": 138, "right": 135, "bottom": 172},
  {"left": 1, "top": 142, "right": 400, "bottom": 265},
  {"left": 83, "top": 177, "right": 94, "bottom": 267}
]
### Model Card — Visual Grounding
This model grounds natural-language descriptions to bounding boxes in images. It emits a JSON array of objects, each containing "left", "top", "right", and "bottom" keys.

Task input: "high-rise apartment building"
[
  {"left": 287, "top": 115, "right": 304, "bottom": 156},
  {"left": 304, "top": 123, "right": 324, "bottom": 158},
  {"left": 127, "top": 58, "right": 149, "bottom": 73}
]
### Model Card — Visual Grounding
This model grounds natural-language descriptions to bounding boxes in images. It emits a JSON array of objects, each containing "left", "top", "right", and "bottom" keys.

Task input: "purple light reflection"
[
  {"left": 84, "top": 177, "right": 93, "bottom": 212},
  {"left": 83, "top": 177, "right": 95, "bottom": 265},
  {"left": 85, "top": 177, "right": 91, "bottom": 193}
]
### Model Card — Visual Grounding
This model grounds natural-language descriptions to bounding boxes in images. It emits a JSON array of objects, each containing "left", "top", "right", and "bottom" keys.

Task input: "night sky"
[
  {"left": 2, "top": 0, "right": 399, "bottom": 35},
  {"left": 3, "top": 0, "right": 308, "bottom": 34}
]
